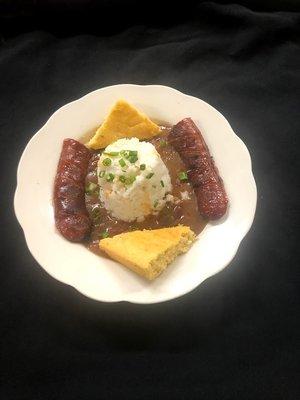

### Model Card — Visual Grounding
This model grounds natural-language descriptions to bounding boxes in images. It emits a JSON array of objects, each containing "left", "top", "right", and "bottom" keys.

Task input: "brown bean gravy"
[{"left": 84, "top": 127, "right": 207, "bottom": 253}]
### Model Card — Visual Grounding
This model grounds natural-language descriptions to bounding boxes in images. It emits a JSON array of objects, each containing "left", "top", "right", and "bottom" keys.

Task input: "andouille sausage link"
[
  {"left": 54, "top": 139, "right": 92, "bottom": 241},
  {"left": 168, "top": 118, "right": 228, "bottom": 220}
]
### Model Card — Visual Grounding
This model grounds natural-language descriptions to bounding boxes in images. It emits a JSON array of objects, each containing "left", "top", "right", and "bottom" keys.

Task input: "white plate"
[{"left": 14, "top": 84, "right": 257, "bottom": 304}]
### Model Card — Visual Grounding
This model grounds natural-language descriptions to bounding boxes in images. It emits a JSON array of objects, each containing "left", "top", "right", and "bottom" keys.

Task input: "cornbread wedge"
[
  {"left": 87, "top": 99, "right": 161, "bottom": 149},
  {"left": 99, "top": 226, "right": 196, "bottom": 280}
]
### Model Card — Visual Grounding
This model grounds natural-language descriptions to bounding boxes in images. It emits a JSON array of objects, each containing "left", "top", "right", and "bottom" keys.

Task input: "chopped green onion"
[
  {"left": 85, "top": 182, "right": 99, "bottom": 195},
  {"left": 119, "top": 175, "right": 126, "bottom": 183},
  {"left": 120, "top": 150, "right": 130, "bottom": 158},
  {"left": 146, "top": 172, "right": 154, "bottom": 179},
  {"left": 99, "top": 171, "right": 105, "bottom": 178},
  {"left": 106, "top": 173, "right": 115, "bottom": 182},
  {"left": 120, "top": 150, "right": 138, "bottom": 159},
  {"left": 160, "top": 139, "right": 167, "bottom": 148},
  {"left": 160, "top": 180, "right": 164, "bottom": 187},
  {"left": 154, "top": 200, "right": 159, "bottom": 208},
  {"left": 86, "top": 182, "right": 97, "bottom": 191},
  {"left": 140, "top": 164, "right": 146, "bottom": 170},
  {"left": 101, "top": 230, "right": 109, "bottom": 239},
  {"left": 125, "top": 176, "right": 136, "bottom": 185},
  {"left": 119, "top": 158, "right": 126, "bottom": 167},
  {"left": 102, "top": 158, "right": 112, "bottom": 166},
  {"left": 178, "top": 171, "right": 188, "bottom": 182},
  {"left": 128, "top": 155, "right": 138, "bottom": 164},
  {"left": 103, "top": 151, "right": 119, "bottom": 157}
]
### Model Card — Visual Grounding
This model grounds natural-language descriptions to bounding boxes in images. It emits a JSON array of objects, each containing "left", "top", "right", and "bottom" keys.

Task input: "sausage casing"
[
  {"left": 169, "top": 118, "right": 228, "bottom": 220},
  {"left": 54, "top": 139, "right": 92, "bottom": 241}
]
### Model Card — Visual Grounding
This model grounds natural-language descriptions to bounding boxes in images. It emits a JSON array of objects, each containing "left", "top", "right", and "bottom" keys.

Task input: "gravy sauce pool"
[{"left": 84, "top": 127, "right": 207, "bottom": 254}]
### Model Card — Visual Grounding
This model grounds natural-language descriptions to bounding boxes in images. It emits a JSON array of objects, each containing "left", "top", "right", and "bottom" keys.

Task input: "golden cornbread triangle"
[
  {"left": 87, "top": 99, "right": 161, "bottom": 149},
  {"left": 99, "top": 226, "right": 196, "bottom": 280}
]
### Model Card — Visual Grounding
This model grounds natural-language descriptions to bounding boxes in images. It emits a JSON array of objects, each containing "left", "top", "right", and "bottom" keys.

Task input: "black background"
[{"left": 1, "top": 1, "right": 299, "bottom": 399}]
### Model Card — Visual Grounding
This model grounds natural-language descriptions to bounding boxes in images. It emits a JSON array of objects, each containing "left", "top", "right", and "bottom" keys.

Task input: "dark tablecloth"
[{"left": 1, "top": 2, "right": 299, "bottom": 399}]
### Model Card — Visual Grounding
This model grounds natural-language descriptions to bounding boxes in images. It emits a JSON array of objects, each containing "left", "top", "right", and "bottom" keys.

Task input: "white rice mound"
[{"left": 97, "top": 137, "right": 172, "bottom": 222}]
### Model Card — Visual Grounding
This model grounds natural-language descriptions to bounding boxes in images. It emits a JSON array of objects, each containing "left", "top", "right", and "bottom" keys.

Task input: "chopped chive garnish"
[
  {"left": 119, "top": 175, "right": 126, "bottom": 183},
  {"left": 85, "top": 182, "right": 99, "bottom": 195},
  {"left": 178, "top": 171, "right": 188, "bottom": 181},
  {"left": 87, "top": 182, "right": 97, "bottom": 190},
  {"left": 160, "top": 139, "right": 167, "bottom": 147},
  {"left": 119, "top": 158, "right": 126, "bottom": 167},
  {"left": 146, "top": 172, "right": 154, "bottom": 179},
  {"left": 120, "top": 150, "right": 138, "bottom": 159},
  {"left": 101, "top": 230, "right": 109, "bottom": 239},
  {"left": 106, "top": 173, "right": 115, "bottom": 182},
  {"left": 140, "top": 164, "right": 146, "bottom": 170},
  {"left": 128, "top": 155, "right": 138, "bottom": 164},
  {"left": 102, "top": 158, "right": 112, "bottom": 166},
  {"left": 125, "top": 176, "right": 136, "bottom": 185},
  {"left": 160, "top": 180, "right": 164, "bottom": 187},
  {"left": 120, "top": 150, "right": 130, "bottom": 158},
  {"left": 154, "top": 200, "right": 159, "bottom": 208},
  {"left": 99, "top": 171, "right": 105, "bottom": 178},
  {"left": 104, "top": 151, "right": 119, "bottom": 157}
]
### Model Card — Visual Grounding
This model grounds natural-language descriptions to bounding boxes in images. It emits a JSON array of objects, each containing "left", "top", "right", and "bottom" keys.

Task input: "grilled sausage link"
[
  {"left": 54, "top": 139, "right": 92, "bottom": 241},
  {"left": 169, "top": 118, "right": 228, "bottom": 220}
]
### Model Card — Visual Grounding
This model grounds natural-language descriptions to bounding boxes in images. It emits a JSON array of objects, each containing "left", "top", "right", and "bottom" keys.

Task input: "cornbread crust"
[
  {"left": 87, "top": 99, "right": 161, "bottom": 149},
  {"left": 99, "top": 226, "right": 196, "bottom": 280}
]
